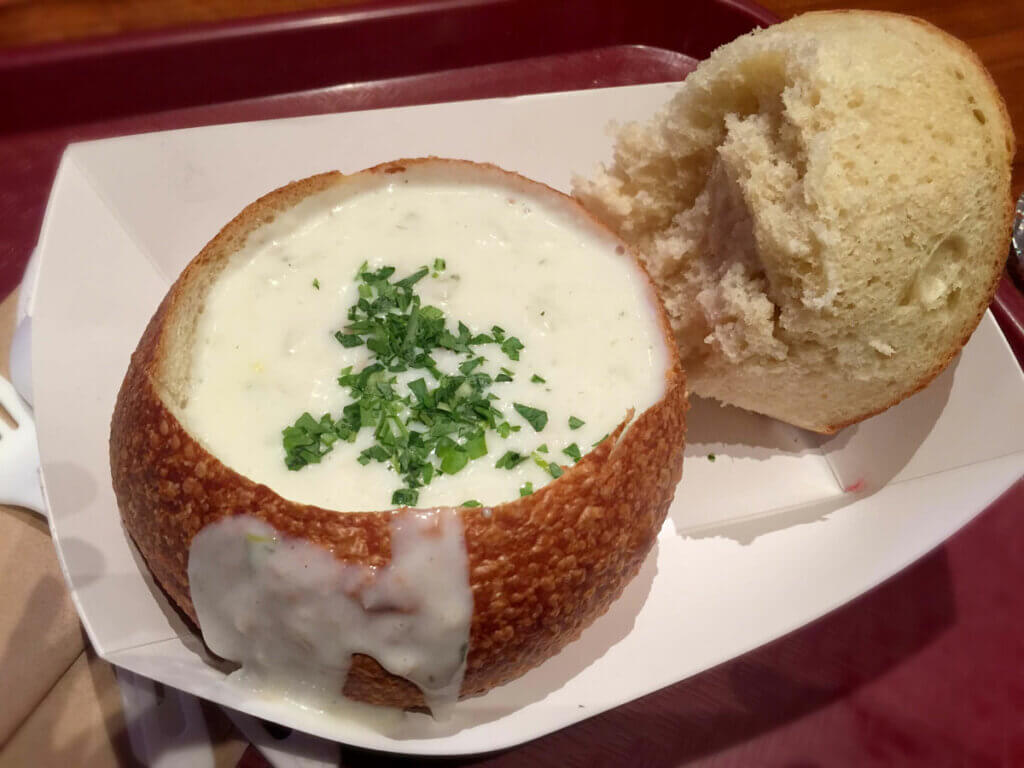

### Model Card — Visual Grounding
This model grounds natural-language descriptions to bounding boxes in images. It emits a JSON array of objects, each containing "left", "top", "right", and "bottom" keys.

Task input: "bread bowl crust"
[
  {"left": 807, "top": 11, "right": 1016, "bottom": 433},
  {"left": 109, "top": 158, "right": 688, "bottom": 708}
]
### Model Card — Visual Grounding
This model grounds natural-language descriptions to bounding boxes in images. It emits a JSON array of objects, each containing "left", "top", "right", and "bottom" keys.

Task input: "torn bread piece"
[{"left": 575, "top": 11, "right": 1014, "bottom": 433}]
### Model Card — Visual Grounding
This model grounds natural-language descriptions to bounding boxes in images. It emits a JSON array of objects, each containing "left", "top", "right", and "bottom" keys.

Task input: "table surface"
[{"left": 0, "top": 2, "right": 1022, "bottom": 766}]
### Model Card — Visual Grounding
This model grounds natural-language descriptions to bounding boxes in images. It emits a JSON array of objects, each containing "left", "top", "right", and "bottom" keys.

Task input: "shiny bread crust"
[
  {"left": 109, "top": 158, "right": 688, "bottom": 708},
  {"left": 812, "top": 11, "right": 1015, "bottom": 434}
]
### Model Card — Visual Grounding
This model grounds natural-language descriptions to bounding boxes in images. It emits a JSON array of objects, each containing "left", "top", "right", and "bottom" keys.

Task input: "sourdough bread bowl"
[
  {"left": 109, "top": 158, "right": 687, "bottom": 713},
  {"left": 574, "top": 11, "right": 1015, "bottom": 433}
]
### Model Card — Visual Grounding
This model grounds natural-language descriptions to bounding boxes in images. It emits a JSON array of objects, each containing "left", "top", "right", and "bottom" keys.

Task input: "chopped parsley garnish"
[
  {"left": 707, "top": 453, "right": 717, "bottom": 462},
  {"left": 495, "top": 450, "right": 527, "bottom": 469},
  {"left": 593, "top": 432, "right": 610, "bottom": 447},
  {"left": 459, "top": 356, "right": 485, "bottom": 375},
  {"left": 282, "top": 412, "right": 356, "bottom": 470},
  {"left": 514, "top": 403, "right": 547, "bottom": 432},
  {"left": 392, "top": 488, "right": 419, "bottom": 506},
  {"left": 281, "top": 261, "right": 595, "bottom": 503},
  {"left": 334, "top": 332, "right": 363, "bottom": 348},
  {"left": 395, "top": 266, "right": 429, "bottom": 289},
  {"left": 501, "top": 336, "right": 525, "bottom": 361},
  {"left": 531, "top": 451, "right": 564, "bottom": 479},
  {"left": 464, "top": 432, "right": 488, "bottom": 459}
]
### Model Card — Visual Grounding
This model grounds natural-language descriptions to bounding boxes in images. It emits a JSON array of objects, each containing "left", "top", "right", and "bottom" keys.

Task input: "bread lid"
[{"left": 575, "top": 11, "right": 1015, "bottom": 432}]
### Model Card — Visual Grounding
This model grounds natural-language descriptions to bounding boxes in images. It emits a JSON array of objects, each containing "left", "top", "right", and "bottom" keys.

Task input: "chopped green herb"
[
  {"left": 495, "top": 450, "right": 527, "bottom": 469},
  {"left": 530, "top": 374, "right": 546, "bottom": 384},
  {"left": 465, "top": 432, "right": 488, "bottom": 460},
  {"left": 564, "top": 443, "right": 582, "bottom": 463},
  {"left": 501, "top": 336, "right": 525, "bottom": 361},
  {"left": 537, "top": 443, "right": 549, "bottom": 453},
  {"left": 459, "top": 357, "right": 485, "bottom": 375},
  {"left": 281, "top": 263, "right": 545, "bottom": 501},
  {"left": 391, "top": 488, "right": 419, "bottom": 506},
  {"left": 514, "top": 403, "right": 548, "bottom": 432},
  {"left": 335, "top": 332, "right": 363, "bottom": 348},
  {"left": 408, "top": 378, "right": 431, "bottom": 406},
  {"left": 530, "top": 449, "right": 564, "bottom": 478},
  {"left": 519, "top": 482, "right": 534, "bottom": 497},
  {"left": 282, "top": 412, "right": 357, "bottom": 470},
  {"left": 440, "top": 447, "right": 469, "bottom": 475},
  {"left": 461, "top": 500, "right": 482, "bottom": 508},
  {"left": 395, "top": 266, "right": 429, "bottom": 289},
  {"left": 707, "top": 453, "right": 717, "bottom": 462},
  {"left": 592, "top": 432, "right": 610, "bottom": 447},
  {"left": 568, "top": 416, "right": 585, "bottom": 430},
  {"left": 312, "top": 278, "right": 320, "bottom": 290}
]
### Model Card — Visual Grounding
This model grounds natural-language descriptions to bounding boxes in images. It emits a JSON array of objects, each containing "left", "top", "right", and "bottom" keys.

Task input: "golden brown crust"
[
  {"left": 109, "top": 159, "right": 688, "bottom": 708},
  {"left": 804, "top": 11, "right": 1015, "bottom": 434}
]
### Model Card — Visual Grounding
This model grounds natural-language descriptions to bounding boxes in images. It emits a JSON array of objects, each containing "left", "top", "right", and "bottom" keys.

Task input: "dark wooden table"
[{"left": 0, "top": 2, "right": 1021, "bottom": 766}]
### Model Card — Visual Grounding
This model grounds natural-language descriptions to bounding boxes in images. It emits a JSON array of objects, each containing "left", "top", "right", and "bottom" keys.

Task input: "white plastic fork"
[{"left": 0, "top": 372, "right": 45, "bottom": 516}]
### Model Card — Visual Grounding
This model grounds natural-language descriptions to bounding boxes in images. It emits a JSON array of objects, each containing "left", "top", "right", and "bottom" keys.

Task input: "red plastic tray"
[
  {"left": 0, "top": 0, "right": 776, "bottom": 301},
  {"left": 3, "top": 2, "right": 1023, "bottom": 765}
]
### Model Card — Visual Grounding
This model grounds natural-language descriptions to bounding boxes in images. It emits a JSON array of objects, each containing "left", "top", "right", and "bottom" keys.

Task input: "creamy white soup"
[{"left": 181, "top": 170, "right": 668, "bottom": 510}]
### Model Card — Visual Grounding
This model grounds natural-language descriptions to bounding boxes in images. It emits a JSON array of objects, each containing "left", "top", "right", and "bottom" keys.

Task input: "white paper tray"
[{"left": 31, "top": 84, "right": 1024, "bottom": 755}]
